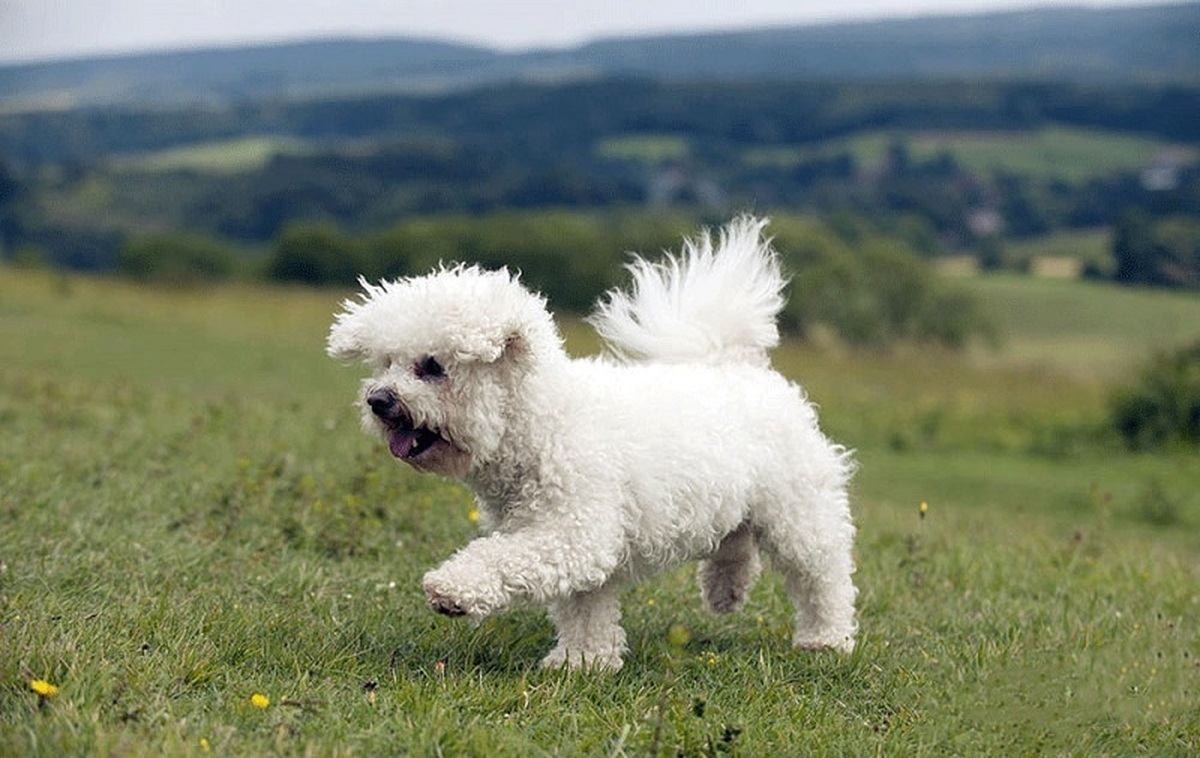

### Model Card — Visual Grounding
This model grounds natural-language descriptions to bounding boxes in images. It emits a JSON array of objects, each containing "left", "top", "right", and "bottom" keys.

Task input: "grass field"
[
  {"left": 116, "top": 137, "right": 310, "bottom": 175},
  {"left": 2, "top": 268, "right": 1198, "bottom": 755},
  {"left": 742, "top": 126, "right": 1194, "bottom": 183},
  {"left": 1006, "top": 228, "right": 1111, "bottom": 270},
  {"left": 111, "top": 126, "right": 1190, "bottom": 183},
  {"left": 595, "top": 135, "right": 692, "bottom": 165},
  {"left": 961, "top": 275, "right": 1200, "bottom": 380}
]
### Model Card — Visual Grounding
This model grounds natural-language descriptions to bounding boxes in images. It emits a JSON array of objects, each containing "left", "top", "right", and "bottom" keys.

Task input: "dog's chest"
[{"left": 470, "top": 459, "right": 543, "bottom": 517}]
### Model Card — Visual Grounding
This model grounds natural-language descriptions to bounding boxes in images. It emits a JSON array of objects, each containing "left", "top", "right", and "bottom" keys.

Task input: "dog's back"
[{"left": 588, "top": 215, "right": 786, "bottom": 368}]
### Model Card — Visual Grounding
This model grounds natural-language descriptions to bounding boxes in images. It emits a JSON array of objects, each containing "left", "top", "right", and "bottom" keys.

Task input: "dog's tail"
[{"left": 589, "top": 215, "right": 786, "bottom": 366}]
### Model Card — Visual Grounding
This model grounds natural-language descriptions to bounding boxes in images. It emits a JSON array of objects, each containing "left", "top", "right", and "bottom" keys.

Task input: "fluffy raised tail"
[{"left": 588, "top": 215, "right": 787, "bottom": 366}]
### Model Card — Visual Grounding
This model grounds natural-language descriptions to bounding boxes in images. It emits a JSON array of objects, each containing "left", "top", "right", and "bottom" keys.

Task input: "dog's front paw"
[
  {"left": 422, "top": 568, "right": 497, "bottom": 620},
  {"left": 423, "top": 575, "right": 470, "bottom": 617},
  {"left": 426, "top": 589, "right": 467, "bottom": 617}
]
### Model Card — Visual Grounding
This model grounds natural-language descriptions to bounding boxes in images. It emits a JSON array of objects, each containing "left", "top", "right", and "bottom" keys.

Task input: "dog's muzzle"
[
  {"left": 366, "top": 387, "right": 444, "bottom": 461},
  {"left": 366, "top": 387, "right": 403, "bottom": 419}
]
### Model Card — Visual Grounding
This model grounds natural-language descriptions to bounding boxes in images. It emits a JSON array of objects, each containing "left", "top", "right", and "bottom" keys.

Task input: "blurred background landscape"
[{"left": 1, "top": 2, "right": 1197, "bottom": 319}]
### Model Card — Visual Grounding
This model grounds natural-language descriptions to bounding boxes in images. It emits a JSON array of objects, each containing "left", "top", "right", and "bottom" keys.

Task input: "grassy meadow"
[
  {"left": 741, "top": 126, "right": 1195, "bottom": 183},
  {"left": 116, "top": 137, "right": 311, "bottom": 175},
  {"left": 2, "top": 267, "right": 1198, "bottom": 755},
  {"left": 100, "top": 125, "right": 1190, "bottom": 184}
]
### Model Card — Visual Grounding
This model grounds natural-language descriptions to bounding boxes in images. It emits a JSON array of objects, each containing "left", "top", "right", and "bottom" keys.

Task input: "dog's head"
[{"left": 327, "top": 265, "right": 562, "bottom": 477}]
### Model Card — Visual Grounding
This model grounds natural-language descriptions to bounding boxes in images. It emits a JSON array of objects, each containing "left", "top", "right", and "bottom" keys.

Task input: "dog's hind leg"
[
  {"left": 698, "top": 520, "right": 762, "bottom": 614},
  {"left": 542, "top": 585, "right": 627, "bottom": 672},
  {"left": 751, "top": 444, "right": 857, "bottom": 654},
  {"left": 756, "top": 505, "right": 858, "bottom": 653},
  {"left": 781, "top": 562, "right": 857, "bottom": 654}
]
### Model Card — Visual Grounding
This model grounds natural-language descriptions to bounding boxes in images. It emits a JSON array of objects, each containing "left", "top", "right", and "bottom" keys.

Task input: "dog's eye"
[{"left": 414, "top": 356, "right": 445, "bottom": 380}]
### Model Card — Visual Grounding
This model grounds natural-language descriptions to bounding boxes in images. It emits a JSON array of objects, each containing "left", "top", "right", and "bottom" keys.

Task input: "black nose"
[{"left": 366, "top": 387, "right": 398, "bottom": 417}]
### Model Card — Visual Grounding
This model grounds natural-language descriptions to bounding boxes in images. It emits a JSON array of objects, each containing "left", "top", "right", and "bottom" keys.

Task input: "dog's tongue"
[{"left": 389, "top": 429, "right": 420, "bottom": 459}]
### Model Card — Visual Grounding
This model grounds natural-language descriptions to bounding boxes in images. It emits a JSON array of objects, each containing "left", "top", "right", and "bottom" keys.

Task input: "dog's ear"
[
  {"left": 449, "top": 322, "right": 532, "bottom": 366},
  {"left": 448, "top": 328, "right": 507, "bottom": 364},
  {"left": 327, "top": 278, "right": 390, "bottom": 361},
  {"left": 326, "top": 317, "right": 366, "bottom": 361}
]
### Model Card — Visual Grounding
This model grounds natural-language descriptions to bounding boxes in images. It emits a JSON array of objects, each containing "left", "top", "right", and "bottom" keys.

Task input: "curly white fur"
[
  {"left": 590, "top": 215, "right": 785, "bottom": 366},
  {"left": 328, "top": 216, "right": 857, "bottom": 671}
]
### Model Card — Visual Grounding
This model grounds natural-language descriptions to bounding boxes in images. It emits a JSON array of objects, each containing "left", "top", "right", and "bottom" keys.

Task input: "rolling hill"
[{"left": 1, "top": 3, "right": 1197, "bottom": 110}]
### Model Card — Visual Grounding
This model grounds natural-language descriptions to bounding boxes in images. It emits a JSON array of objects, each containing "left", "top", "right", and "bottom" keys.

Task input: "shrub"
[
  {"left": 773, "top": 218, "right": 993, "bottom": 348},
  {"left": 361, "top": 211, "right": 694, "bottom": 311},
  {"left": 9, "top": 245, "right": 50, "bottom": 269},
  {"left": 118, "top": 234, "right": 236, "bottom": 284},
  {"left": 1110, "top": 340, "right": 1200, "bottom": 449},
  {"left": 1111, "top": 212, "right": 1200, "bottom": 290},
  {"left": 266, "top": 222, "right": 365, "bottom": 285}
]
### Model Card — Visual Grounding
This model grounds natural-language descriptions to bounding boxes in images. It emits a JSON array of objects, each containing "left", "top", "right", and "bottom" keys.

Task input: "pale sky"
[{"left": 0, "top": 0, "right": 1174, "bottom": 64}]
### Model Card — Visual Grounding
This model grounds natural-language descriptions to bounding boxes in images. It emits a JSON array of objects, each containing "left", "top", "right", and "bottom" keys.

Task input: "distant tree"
[
  {"left": 267, "top": 223, "right": 365, "bottom": 285},
  {"left": 772, "top": 218, "right": 993, "bottom": 348},
  {"left": 1111, "top": 211, "right": 1157, "bottom": 285},
  {"left": 1150, "top": 216, "right": 1200, "bottom": 289},
  {"left": 0, "top": 158, "right": 23, "bottom": 256},
  {"left": 1112, "top": 212, "right": 1200, "bottom": 289},
  {"left": 0, "top": 159, "right": 18, "bottom": 207},
  {"left": 1110, "top": 340, "right": 1200, "bottom": 449},
  {"left": 359, "top": 211, "right": 694, "bottom": 311},
  {"left": 995, "top": 174, "right": 1052, "bottom": 238},
  {"left": 118, "top": 234, "right": 236, "bottom": 284},
  {"left": 885, "top": 141, "right": 912, "bottom": 175},
  {"left": 10, "top": 245, "right": 49, "bottom": 269},
  {"left": 975, "top": 235, "right": 1008, "bottom": 272}
]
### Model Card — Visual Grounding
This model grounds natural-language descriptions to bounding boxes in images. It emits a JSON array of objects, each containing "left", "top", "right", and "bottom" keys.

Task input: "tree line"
[
  {"left": 3, "top": 79, "right": 1198, "bottom": 164},
  {"left": 110, "top": 210, "right": 991, "bottom": 349}
]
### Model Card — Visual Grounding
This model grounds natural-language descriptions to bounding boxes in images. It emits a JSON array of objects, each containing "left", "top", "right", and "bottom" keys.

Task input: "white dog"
[{"left": 327, "top": 216, "right": 857, "bottom": 671}]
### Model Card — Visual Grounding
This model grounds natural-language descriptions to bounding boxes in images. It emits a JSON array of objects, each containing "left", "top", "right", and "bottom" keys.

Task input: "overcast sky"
[{"left": 0, "top": 0, "right": 1174, "bottom": 64}]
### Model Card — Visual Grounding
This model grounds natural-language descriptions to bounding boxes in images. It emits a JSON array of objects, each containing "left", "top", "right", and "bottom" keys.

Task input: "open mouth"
[
  {"left": 388, "top": 424, "right": 444, "bottom": 460},
  {"left": 366, "top": 387, "right": 449, "bottom": 463}
]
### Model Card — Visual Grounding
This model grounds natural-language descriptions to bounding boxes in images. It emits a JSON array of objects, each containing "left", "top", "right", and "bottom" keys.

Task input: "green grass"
[
  {"left": 960, "top": 274, "right": 1200, "bottom": 380},
  {"left": 595, "top": 134, "right": 692, "bottom": 164},
  {"left": 116, "top": 137, "right": 309, "bottom": 175},
  {"left": 906, "top": 127, "right": 1189, "bottom": 183},
  {"left": 2, "top": 268, "right": 1198, "bottom": 754},
  {"left": 1006, "top": 228, "right": 1112, "bottom": 267}
]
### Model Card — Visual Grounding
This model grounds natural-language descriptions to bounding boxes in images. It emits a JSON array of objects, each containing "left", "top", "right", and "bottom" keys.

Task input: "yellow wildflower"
[
  {"left": 919, "top": 501, "right": 929, "bottom": 519},
  {"left": 30, "top": 679, "right": 58, "bottom": 697},
  {"left": 667, "top": 623, "right": 691, "bottom": 648},
  {"left": 250, "top": 693, "right": 270, "bottom": 709},
  {"left": 199, "top": 738, "right": 211, "bottom": 753},
  {"left": 467, "top": 509, "right": 480, "bottom": 524}
]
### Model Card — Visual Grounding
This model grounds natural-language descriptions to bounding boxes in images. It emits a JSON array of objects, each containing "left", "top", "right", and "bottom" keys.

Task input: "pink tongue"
[{"left": 389, "top": 430, "right": 419, "bottom": 459}]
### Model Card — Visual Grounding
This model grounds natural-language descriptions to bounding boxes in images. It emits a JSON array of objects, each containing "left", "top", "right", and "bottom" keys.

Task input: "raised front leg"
[{"left": 422, "top": 526, "right": 621, "bottom": 622}]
